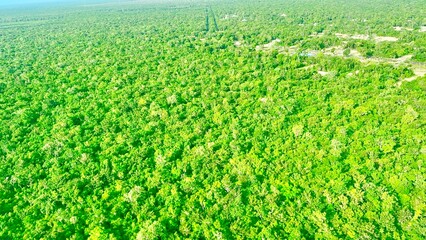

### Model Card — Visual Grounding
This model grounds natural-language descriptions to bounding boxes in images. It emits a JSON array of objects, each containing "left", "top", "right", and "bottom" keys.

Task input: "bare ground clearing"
[
  {"left": 396, "top": 65, "right": 426, "bottom": 87},
  {"left": 393, "top": 26, "right": 414, "bottom": 31},
  {"left": 335, "top": 33, "right": 399, "bottom": 43},
  {"left": 255, "top": 40, "right": 425, "bottom": 85},
  {"left": 255, "top": 39, "right": 282, "bottom": 51}
]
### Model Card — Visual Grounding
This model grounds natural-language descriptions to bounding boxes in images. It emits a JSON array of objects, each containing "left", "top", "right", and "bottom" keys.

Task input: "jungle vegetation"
[{"left": 0, "top": 0, "right": 425, "bottom": 239}]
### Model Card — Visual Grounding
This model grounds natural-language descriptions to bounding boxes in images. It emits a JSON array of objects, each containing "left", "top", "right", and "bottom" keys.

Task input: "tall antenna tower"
[
  {"left": 210, "top": 6, "right": 219, "bottom": 31},
  {"left": 204, "top": 4, "right": 219, "bottom": 32},
  {"left": 205, "top": 7, "right": 210, "bottom": 32}
]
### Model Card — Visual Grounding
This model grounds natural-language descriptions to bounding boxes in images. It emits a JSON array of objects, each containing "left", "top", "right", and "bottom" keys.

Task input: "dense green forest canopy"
[{"left": 1, "top": 0, "right": 425, "bottom": 238}]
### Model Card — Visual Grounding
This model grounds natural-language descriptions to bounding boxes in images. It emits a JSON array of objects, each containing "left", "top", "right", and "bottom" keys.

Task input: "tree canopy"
[{"left": 0, "top": 0, "right": 425, "bottom": 239}]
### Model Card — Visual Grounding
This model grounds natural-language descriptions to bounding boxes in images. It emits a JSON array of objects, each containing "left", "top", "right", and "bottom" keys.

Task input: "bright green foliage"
[{"left": 0, "top": 0, "right": 425, "bottom": 239}]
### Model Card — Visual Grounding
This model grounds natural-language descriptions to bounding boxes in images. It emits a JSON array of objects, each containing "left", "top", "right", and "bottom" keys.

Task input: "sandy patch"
[
  {"left": 323, "top": 46, "right": 344, "bottom": 56},
  {"left": 255, "top": 41, "right": 422, "bottom": 86},
  {"left": 395, "top": 54, "right": 413, "bottom": 63},
  {"left": 259, "top": 97, "right": 268, "bottom": 103},
  {"left": 347, "top": 70, "right": 360, "bottom": 77},
  {"left": 319, "top": 45, "right": 415, "bottom": 76},
  {"left": 350, "top": 49, "right": 363, "bottom": 58},
  {"left": 335, "top": 33, "right": 398, "bottom": 42},
  {"left": 396, "top": 76, "right": 417, "bottom": 87},
  {"left": 256, "top": 43, "right": 299, "bottom": 55},
  {"left": 298, "top": 64, "right": 316, "bottom": 70},
  {"left": 374, "top": 54, "right": 413, "bottom": 66},
  {"left": 318, "top": 71, "right": 331, "bottom": 76},
  {"left": 335, "top": 33, "right": 350, "bottom": 39},
  {"left": 222, "top": 14, "right": 238, "bottom": 20},
  {"left": 310, "top": 32, "right": 324, "bottom": 37},
  {"left": 256, "top": 39, "right": 281, "bottom": 50},
  {"left": 396, "top": 75, "right": 420, "bottom": 87},
  {"left": 352, "top": 34, "right": 369, "bottom": 40},
  {"left": 283, "top": 45, "right": 299, "bottom": 55},
  {"left": 300, "top": 51, "right": 318, "bottom": 57},
  {"left": 396, "top": 65, "right": 426, "bottom": 87},
  {"left": 335, "top": 33, "right": 369, "bottom": 40},
  {"left": 323, "top": 45, "right": 362, "bottom": 58},
  {"left": 393, "top": 26, "right": 413, "bottom": 31},
  {"left": 374, "top": 36, "right": 399, "bottom": 42},
  {"left": 358, "top": 54, "right": 412, "bottom": 66},
  {"left": 413, "top": 67, "right": 426, "bottom": 77}
]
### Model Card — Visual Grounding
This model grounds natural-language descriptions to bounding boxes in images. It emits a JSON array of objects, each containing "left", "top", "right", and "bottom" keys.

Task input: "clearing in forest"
[
  {"left": 255, "top": 39, "right": 282, "bottom": 51},
  {"left": 335, "top": 33, "right": 399, "bottom": 42},
  {"left": 396, "top": 65, "right": 426, "bottom": 87},
  {"left": 374, "top": 36, "right": 399, "bottom": 42}
]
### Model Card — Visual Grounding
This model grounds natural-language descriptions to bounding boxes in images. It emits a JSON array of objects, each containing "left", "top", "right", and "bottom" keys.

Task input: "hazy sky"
[
  {"left": 0, "top": 0, "right": 110, "bottom": 7},
  {"left": 0, "top": 0, "right": 78, "bottom": 5},
  {"left": 0, "top": 0, "right": 199, "bottom": 7},
  {"left": 0, "top": 0, "right": 73, "bottom": 3},
  {"left": 0, "top": 0, "right": 157, "bottom": 3},
  {"left": 0, "top": 0, "right": 175, "bottom": 5},
  {"left": 0, "top": 0, "right": 111, "bottom": 5}
]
